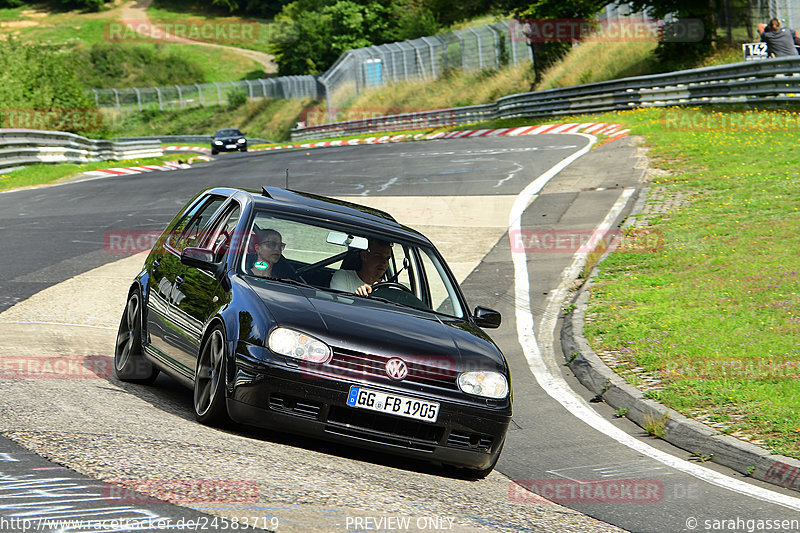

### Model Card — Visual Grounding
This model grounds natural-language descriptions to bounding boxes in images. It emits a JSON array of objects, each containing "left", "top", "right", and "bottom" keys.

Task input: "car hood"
[
  {"left": 215, "top": 136, "right": 244, "bottom": 142},
  {"left": 248, "top": 282, "right": 507, "bottom": 372}
]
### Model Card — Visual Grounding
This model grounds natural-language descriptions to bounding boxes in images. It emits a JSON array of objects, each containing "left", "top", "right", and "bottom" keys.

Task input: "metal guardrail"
[
  {"left": 0, "top": 129, "right": 163, "bottom": 173},
  {"left": 114, "top": 135, "right": 272, "bottom": 145},
  {"left": 291, "top": 57, "right": 800, "bottom": 140}
]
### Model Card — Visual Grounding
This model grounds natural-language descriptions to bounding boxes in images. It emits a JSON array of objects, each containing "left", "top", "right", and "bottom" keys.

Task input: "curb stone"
[{"left": 560, "top": 211, "right": 800, "bottom": 495}]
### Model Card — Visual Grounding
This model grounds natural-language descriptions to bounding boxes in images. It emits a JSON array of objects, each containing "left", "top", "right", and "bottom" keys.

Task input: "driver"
[{"left": 330, "top": 238, "right": 392, "bottom": 296}]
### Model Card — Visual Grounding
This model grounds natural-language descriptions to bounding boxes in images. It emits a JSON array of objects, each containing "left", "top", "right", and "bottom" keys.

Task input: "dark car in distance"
[
  {"left": 211, "top": 128, "right": 247, "bottom": 155},
  {"left": 114, "top": 187, "right": 512, "bottom": 477}
]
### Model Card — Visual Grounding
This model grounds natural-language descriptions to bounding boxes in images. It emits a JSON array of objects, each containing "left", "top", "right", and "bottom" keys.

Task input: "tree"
[
  {"left": 608, "top": 0, "right": 717, "bottom": 69},
  {"left": 498, "top": 0, "right": 610, "bottom": 80}
]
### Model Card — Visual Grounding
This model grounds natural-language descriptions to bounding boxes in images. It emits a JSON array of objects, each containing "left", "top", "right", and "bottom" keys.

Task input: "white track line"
[{"left": 510, "top": 133, "right": 800, "bottom": 511}]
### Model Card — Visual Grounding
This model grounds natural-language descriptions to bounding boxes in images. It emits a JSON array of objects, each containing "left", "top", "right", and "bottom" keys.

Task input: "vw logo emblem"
[{"left": 385, "top": 358, "right": 408, "bottom": 380}]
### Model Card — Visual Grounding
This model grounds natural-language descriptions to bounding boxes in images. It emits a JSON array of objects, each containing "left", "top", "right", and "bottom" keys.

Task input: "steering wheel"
[{"left": 371, "top": 281, "right": 413, "bottom": 294}]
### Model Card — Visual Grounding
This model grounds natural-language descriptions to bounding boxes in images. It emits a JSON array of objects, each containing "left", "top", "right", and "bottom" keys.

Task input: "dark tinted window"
[{"left": 166, "top": 196, "right": 226, "bottom": 252}]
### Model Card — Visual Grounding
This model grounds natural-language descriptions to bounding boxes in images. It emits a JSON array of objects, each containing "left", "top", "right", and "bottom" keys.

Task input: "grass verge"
[
  {"left": 559, "top": 106, "right": 800, "bottom": 459},
  {"left": 0, "top": 154, "right": 186, "bottom": 192}
]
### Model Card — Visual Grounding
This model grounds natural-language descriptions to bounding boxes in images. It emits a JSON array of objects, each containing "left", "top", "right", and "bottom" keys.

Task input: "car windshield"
[
  {"left": 238, "top": 210, "right": 466, "bottom": 319},
  {"left": 215, "top": 129, "right": 242, "bottom": 137}
]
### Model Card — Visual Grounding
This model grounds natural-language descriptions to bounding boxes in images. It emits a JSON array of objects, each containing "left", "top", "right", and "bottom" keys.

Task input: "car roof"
[{"left": 208, "top": 186, "right": 433, "bottom": 245}]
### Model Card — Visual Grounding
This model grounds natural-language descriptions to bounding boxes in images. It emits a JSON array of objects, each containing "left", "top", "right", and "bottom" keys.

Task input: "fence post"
[
  {"left": 134, "top": 88, "right": 142, "bottom": 111},
  {"left": 214, "top": 82, "right": 222, "bottom": 105},
  {"left": 487, "top": 24, "right": 500, "bottom": 68},
  {"left": 468, "top": 27, "right": 483, "bottom": 70},
  {"left": 436, "top": 35, "right": 448, "bottom": 71},
  {"left": 503, "top": 21, "right": 517, "bottom": 65},
  {"left": 195, "top": 84, "right": 203, "bottom": 106},
  {"left": 175, "top": 85, "right": 183, "bottom": 108},
  {"left": 421, "top": 37, "right": 437, "bottom": 79},
  {"left": 112, "top": 89, "right": 120, "bottom": 111},
  {"left": 92, "top": 89, "right": 99, "bottom": 107},
  {"left": 155, "top": 87, "right": 163, "bottom": 111},
  {"left": 455, "top": 31, "right": 465, "bottom": 70}
]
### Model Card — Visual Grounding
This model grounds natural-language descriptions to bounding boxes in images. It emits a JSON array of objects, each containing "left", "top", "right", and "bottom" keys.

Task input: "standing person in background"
[{"left": 759, "top": 18, "right": 800, "bottom": 57}]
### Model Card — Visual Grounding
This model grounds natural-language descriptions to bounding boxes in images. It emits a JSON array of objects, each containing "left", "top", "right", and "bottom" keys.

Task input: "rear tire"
[
  {"left": 193, "top": 326, "right": 230, "bottom": 426},
  {"left": 114, "top": 288, "right": 159, "bottom": 384}
]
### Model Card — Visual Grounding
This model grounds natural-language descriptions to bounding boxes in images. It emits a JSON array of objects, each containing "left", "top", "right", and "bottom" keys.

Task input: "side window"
[
  {"left": 166, "top": 196, "right": 225, "bottom": 252},
  {"left": 418, "top": 249, "right": 460, "bottom": 317},
  {"left": 203, "top": 205, "right": 241, "bottom": 263}
]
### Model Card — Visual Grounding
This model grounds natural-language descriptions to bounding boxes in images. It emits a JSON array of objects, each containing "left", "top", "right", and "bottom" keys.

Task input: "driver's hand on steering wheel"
[{"left": 355, "top": 283, "right": 373, "bottom": 297}]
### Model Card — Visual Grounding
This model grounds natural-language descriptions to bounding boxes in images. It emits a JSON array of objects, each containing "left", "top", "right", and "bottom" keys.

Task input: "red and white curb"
[
  {"left": 82, "top": 161, "right": 190, "bottom": 178},
  {"left": 257, "top": 123, "right": 630, "bottom": 152},
  {"left": 83, "top": 123, "right": 630, "bottom": 178},
  {"left": 434, "top": 122, "right": 629, "bottom": 139},
  {"left": 162, "top": 145, "right": 211, "bottom": 153}
]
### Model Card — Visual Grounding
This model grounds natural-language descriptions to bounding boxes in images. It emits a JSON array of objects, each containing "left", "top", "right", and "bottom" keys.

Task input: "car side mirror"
[
  {"left": 473, "top": 306, "right": 501, "bottom": 329},
  {"left": 180, "top": 247, "right": 216, "bottom": 270},
  {"left": 181, "top": 247, "right": 231, "bottom": 291}
]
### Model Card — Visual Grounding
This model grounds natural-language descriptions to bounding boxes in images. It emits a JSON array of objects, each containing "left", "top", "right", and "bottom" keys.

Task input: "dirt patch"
[{"left": 0, "top": 20, "right": 39, "bottom": 29}]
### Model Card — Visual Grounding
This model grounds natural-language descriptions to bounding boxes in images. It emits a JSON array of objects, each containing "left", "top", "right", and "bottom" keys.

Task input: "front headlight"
[
  {"left": 457, "top": 371, "right": 508, "bottom": 399},
  {"left": 237, "top": 138, "right": 246, "bottom": 144},
  {"left": 213, "top": 140, "right": 222, "bottom": 145},
  {"left": 268, "top": 327, "right": 331, "bottom": 364}
]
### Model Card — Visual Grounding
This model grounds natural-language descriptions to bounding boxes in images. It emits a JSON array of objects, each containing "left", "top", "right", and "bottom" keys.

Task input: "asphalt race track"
[{"left": 1, "top": 135, "right": 799, "bottom": 532}]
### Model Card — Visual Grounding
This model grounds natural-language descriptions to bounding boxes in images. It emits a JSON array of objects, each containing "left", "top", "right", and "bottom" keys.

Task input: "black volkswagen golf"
[{"left": 115, "top": 187, "right": 511, "bottom": 477}]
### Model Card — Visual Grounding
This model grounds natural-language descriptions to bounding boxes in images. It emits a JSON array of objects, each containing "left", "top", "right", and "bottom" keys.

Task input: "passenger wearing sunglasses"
[{"left": 249, "top": 228, "right": 294, "bottom": 279}]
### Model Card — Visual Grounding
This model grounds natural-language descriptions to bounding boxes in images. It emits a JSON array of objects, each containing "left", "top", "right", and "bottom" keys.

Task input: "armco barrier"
[
  {"left": 0, "top": 129, "right": 163, "bottom": 172},
  {"left": 115, "top": 134, "right": 272, "bottom": 145},
  {"left": 291, "top": 57, "right": 800, "bottom": 141}
]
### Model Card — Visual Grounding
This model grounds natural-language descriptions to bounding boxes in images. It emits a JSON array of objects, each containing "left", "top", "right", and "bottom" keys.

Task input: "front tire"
[
  {"left": 194, "top": 326, "right": 229, "bottom": 425},
  {"left": 114, "top": 288, "right": 158, "bottom": 384}
]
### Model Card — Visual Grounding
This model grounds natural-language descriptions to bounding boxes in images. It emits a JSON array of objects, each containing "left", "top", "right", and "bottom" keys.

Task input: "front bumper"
[
  {"left": 227, "top": 348, "right": 512, "bottom": 470},
  {"left": 212, "top": 140, "right": 247, "bottom": 152}
]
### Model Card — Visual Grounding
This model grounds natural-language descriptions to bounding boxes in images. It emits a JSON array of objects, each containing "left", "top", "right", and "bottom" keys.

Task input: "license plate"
[
  {"left": 346, "top": 386, "right": 439, "bottom": 423},
  {"left": 226, "top": 144, "right": 237, "bottom": 149}
]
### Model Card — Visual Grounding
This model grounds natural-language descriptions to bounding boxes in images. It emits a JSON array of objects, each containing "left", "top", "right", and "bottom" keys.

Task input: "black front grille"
[
  {"left": 328, "top": 348, "right": 458, "bottom": 389},
  {"left": 446, "top": 431, "right": 494, "bottom": 452},
  {"left": 269, "top": 394, "right": 322, "bottom": 419},
  {"left": 326, "top": 405, "right": 444, "bottom": 444}
]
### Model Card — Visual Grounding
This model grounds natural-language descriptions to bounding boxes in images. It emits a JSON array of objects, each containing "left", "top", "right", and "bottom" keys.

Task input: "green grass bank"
[{"left": 569, "top": 107, "right": 800, "bottom": 459}]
